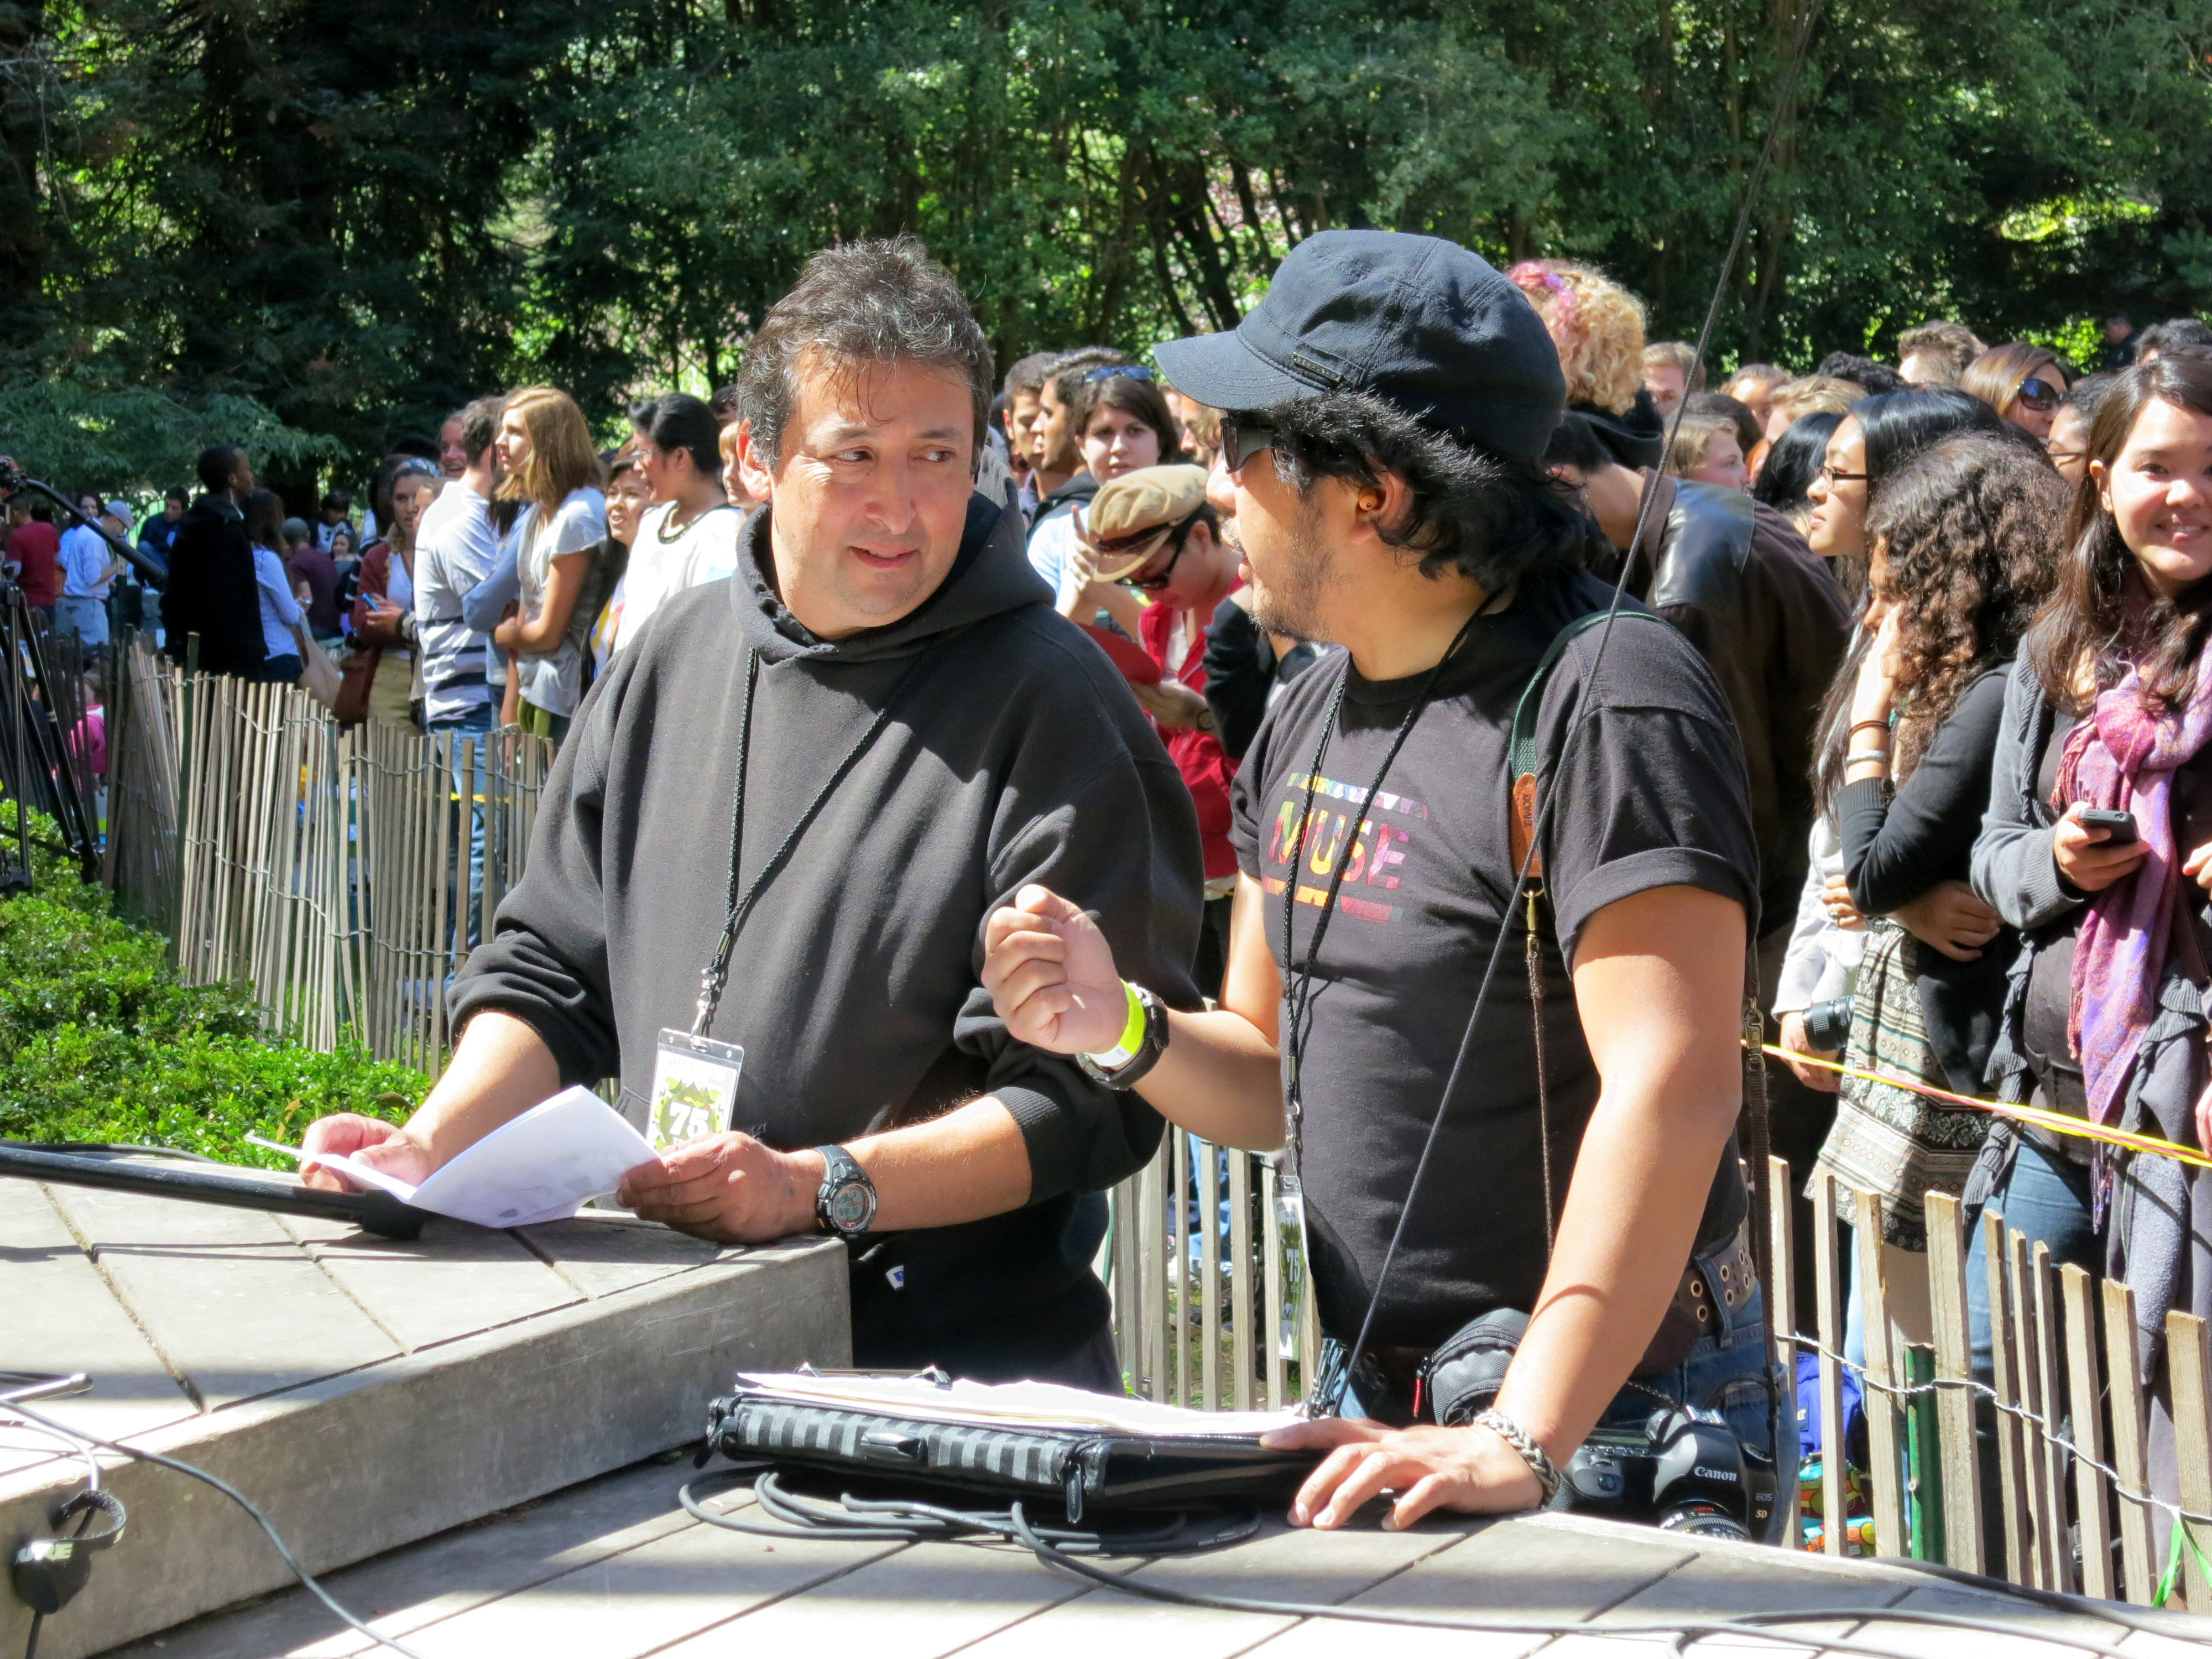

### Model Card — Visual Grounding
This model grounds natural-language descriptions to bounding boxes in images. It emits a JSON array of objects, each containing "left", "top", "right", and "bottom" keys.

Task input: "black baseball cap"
[{"left": 1154, "top": 230, "right": 1566, "bottom": 463}]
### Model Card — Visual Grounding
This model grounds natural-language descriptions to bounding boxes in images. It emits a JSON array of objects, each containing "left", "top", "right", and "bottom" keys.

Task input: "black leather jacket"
[{"left": 1610, "top": 473, "right": 1850, "bottom": 933}]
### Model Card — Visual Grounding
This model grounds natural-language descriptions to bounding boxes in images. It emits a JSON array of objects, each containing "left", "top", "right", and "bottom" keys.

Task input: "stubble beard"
[{"left": 1246, "top": 500, "right": 1337, "bottom": 645}]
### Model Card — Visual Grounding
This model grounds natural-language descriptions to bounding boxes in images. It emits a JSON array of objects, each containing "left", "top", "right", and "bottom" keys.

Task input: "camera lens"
[{"left": 1655, "top": 1499, "right": 1751, "bottom": 1541}]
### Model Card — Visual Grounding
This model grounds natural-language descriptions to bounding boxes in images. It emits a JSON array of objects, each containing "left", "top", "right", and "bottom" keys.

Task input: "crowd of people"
[{"left": 15, "top": 229, "right": 2212, "bottom": 1558}]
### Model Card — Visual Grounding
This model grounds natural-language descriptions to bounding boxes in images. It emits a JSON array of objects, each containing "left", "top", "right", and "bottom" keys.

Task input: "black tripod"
[
  {"left": 0, "top": 572, "right": 97, "bottom": 890},
  {"left": 0, "top": 456, "right": 157, "bottom": 890}
]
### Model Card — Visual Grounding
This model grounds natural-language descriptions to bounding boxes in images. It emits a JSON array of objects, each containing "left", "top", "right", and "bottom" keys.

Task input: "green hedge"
[{"left": 0, "top": 854, "right": 427, "bottom": 1166}]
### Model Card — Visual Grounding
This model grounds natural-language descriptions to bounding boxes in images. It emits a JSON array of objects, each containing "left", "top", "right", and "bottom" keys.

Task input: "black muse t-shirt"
[{"left": 1228, "top": 566, "right": 1761, "bottom": 1352}]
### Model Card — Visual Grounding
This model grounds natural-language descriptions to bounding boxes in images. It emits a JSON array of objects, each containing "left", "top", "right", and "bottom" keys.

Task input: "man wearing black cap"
[{"left": 984, "top": 229, "right": 1792, "bottom": 1535}]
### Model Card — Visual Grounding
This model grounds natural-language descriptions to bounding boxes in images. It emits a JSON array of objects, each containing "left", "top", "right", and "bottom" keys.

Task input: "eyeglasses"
[
  {"left": 1220, "top": 420, "right": 1279, "bottom": 473},
  {"left": 1083, "top": 365, "right": 1156, "bottom": 384},
  {"left": 2015, "top": 375, "right": 2064, "bottom": 413},
  {"left": 1816, "top": 465, "right": 1869, "bottom": 487}
]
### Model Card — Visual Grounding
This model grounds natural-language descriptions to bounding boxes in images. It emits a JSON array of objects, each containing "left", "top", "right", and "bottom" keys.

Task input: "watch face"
[{"left": 827, "top": 1181, "right": 875, "bottom": 1233}]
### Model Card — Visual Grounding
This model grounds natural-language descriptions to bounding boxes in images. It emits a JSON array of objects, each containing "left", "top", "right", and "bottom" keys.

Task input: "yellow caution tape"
[{"left": 1752, "top": 1042, "right": 2212, "bottom": 1172}]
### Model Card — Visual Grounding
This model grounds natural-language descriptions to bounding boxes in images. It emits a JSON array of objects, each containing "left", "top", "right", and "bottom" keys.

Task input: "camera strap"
[
  {"left": 1506, "top": 606, "right": 1672, "bottom": 1248},
  {"left": 1506, "top": 604, "right": 1781, "bottom": 1388}
]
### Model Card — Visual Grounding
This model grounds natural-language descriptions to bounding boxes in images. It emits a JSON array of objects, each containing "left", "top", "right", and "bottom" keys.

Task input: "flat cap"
[{"left": 1080, "top": 464, "right": 1210, "bottom": 580}]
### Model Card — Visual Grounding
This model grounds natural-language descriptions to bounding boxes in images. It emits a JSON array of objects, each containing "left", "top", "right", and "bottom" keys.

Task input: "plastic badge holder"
[{"left": 648, "top": 1028, "right": 745, "bottom": 1151}]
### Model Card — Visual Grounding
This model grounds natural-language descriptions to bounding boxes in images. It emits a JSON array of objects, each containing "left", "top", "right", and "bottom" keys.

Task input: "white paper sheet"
[
  {"left": 249, "top": 1086, "right": 658, "bottom": 1229},
  {"left": 734, "top": 1371, "right": 1306, "bottom": 1438}
]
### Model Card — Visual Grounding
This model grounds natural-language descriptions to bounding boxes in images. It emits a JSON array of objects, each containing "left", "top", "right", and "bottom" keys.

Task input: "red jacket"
[{"left": 1139, "top": 601, "right": 1238, "bottom": 881}]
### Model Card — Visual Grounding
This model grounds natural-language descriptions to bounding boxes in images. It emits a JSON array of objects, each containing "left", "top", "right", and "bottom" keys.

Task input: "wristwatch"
[
  {"left": 1077, "top": 982, "right": 1169, "bottom": 1091},
  {"left": 813, "top": 1144, "right": 877, "bottom": 1238}
]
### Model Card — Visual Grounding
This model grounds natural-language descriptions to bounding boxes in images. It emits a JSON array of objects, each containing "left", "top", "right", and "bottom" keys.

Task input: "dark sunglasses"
[
  {"left": 1083, "top": 364, "right": 1156, "bottom": 384},
  {"left": 1125, "top": 509, "right": 1207, "bottom": 589},
  {"left": 2015, "top": 375, "right": 2064, "bottom": 413},
  {"left": 1220, "top": 420, "right": 1279, "bottom": 473}
]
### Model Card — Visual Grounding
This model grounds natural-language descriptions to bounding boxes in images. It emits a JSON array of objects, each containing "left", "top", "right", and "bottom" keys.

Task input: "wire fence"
[{"left": 106, "top": 630, "right": 554, "bottom": 1071}]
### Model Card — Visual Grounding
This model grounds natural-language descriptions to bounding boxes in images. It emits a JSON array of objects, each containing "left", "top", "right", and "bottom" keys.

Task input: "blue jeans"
[
  {"left": 1590, "top": 1286, "right": 1798, "bottom": 1546},
  {"left": 1964, "top": 1136, "right": 2096, "bottom": 1566},
  {"left": 426, "top": 705, "right": 494, "bottom": 963},
  {"left": 55, "top": 595, "right": 109, "bottom": 649},
  {"left": 1966, "top": 1136, "right": 2098, "bottom": 1384}
]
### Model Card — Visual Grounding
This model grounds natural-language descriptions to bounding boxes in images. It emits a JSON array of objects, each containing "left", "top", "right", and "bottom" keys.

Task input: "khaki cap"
[{"left": 1078, "top": 464, "right": 1210, "bottom": 581}]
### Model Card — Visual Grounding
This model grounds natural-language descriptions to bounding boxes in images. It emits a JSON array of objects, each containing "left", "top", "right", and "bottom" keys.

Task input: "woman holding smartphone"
[{"left": 1971, "top": 349, "right": 2212, "bottom": 1556}]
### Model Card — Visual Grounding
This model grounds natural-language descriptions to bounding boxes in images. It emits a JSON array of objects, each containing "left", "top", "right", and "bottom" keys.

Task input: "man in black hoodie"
[{"left": 303, "top": 238, "right": 1204, "bottom": 1385}]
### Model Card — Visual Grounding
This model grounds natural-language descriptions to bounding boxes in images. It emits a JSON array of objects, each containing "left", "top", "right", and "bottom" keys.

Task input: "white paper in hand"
[{"left": 251, "top": 1086, "right": 658, "bottom": 1229}]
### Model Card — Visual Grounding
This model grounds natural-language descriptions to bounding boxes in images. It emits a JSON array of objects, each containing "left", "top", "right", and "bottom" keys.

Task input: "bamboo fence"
[
  {"left": 106, "top": 631, "right": 552, "bottom": 1071},
  {"left": 1110, "top": 1135, "right": 2212, "bottom": 1608}
]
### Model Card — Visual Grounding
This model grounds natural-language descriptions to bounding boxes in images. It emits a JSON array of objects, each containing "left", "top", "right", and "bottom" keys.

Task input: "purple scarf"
[{"left": 2053, "top": 666, "right": 2212, "bottom": 1136}]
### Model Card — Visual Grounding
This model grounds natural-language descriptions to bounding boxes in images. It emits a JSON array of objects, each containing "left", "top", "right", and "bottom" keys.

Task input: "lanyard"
[
  {"left": 691, "top": 641, "right": 946, "bottom": 1039},
  {"left": 1279, "top": 610, "right": 1484, "bottom": 1180}
]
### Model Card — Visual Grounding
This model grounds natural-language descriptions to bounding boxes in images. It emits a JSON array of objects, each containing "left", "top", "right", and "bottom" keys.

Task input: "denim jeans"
[
  {"left": 1966, "top": 1137, "right": 2098, "bottom": 1381},
  {"left": 426, "top": 705, "right": 495, "bottom": 965},
  {"left": 1964, "top": 1136, "right": 2097, "bottom": 1567},
  {"left": 55, "top": 595, "right": 109, "bottom": 649}
]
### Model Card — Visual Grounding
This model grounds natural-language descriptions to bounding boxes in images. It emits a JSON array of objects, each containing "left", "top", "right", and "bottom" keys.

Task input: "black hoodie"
[{"left": 452, "top": 494, "right": 1204, "bottom": 1380}]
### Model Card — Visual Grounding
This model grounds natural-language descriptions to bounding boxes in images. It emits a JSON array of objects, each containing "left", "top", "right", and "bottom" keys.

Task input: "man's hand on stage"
[{"left": 616, "top": 1132, "right": 825, "bottom": 1243}]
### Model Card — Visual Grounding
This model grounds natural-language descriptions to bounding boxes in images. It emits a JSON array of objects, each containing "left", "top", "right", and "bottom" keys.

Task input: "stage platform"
[
  {"left": 0, "top": 1165, "right": 848, "bottom": 1659},
  {"left": 95, "top": 1451, "right": 2212, "bottom": 1658}
]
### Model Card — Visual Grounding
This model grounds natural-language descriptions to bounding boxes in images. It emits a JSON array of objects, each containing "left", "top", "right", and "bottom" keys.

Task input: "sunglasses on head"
[
  {"left": 1083, "top": 364, "right": 1156, "bottom": 384},
  {"left": 1219, "top": 420, "right": 1279, "bottom": 473},
  {"left": 2015, "top": 375, "right": 2064, "bottom": 412}
]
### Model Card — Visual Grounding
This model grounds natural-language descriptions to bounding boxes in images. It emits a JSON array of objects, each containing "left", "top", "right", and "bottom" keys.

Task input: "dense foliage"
[
  {"left": 6, "top": 0, "right": 2211, "bottom": 478},
  {"left": 0, "top": 852, "right": 424, "bottom": 1164}
]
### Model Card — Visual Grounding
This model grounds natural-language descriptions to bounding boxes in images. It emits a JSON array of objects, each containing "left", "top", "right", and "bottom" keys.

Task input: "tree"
[{"left": 11, "top": 0, "right": 2212, "bottom": 486}]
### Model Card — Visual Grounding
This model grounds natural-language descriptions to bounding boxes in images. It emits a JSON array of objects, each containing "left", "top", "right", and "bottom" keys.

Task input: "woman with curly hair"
[
  {"left": 1811, "top": 434, "right": 2066, "bottom": 1354},
  {"left": 1506, "top": 258, "right": 1666, "bottom": 468}
]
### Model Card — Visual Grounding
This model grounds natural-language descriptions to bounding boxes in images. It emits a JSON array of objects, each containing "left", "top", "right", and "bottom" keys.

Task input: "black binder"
[{"left": 703, "top": 1376, "right": 1321, "bottom": 1518}]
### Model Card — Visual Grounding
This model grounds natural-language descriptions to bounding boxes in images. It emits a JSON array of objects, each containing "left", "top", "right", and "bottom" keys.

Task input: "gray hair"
[{"left": 738, "top": 236, "right": 993, "bottom": 471}]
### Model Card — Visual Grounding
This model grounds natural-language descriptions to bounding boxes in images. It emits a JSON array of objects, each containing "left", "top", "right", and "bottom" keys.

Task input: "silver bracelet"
[
  {"left": 1844, "top": 748, "right": 1890, "bottom": 767},
  {"left": 1474, "top": 1407, "right": 1561, "bottom": 1505}
]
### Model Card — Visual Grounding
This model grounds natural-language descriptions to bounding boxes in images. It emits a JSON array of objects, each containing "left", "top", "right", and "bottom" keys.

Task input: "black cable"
[
  {"left": 1005, "top": 1505, "right": 2141, "bottom": 1659},
  {"left": 6, "top": 1397, "right": 425, "bottom": 1659},
  {"left": 6, "top": 1141, "right": 218, "bottom": 1164},
  {"left": 678, "top": 1469, "right": 1258, "bottom": 1556}
]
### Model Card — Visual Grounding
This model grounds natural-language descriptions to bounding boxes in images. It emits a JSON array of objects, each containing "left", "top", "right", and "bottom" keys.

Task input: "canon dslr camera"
[{"left": 1423, "top": 1308, "right": 1775, "bottom": 1541}]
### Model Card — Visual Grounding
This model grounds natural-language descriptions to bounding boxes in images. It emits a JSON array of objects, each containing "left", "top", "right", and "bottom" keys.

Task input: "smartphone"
[{"left": 2077, "top": 807, "right": 2138, "bottom": 846}]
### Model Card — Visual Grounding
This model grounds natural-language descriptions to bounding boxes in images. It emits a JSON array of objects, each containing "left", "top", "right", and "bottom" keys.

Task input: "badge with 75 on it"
[{"left": 647, "top": 1029, "right": 745, "bottom": 1153}]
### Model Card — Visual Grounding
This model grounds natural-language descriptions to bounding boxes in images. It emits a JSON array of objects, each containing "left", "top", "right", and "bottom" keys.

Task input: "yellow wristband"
[{"left": 1087, "top": 981, "right": 1147, "bottom": 1067}]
